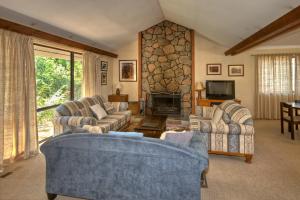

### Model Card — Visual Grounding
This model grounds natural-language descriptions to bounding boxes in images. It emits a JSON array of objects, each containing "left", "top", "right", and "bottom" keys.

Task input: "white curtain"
[
  {"left": 255, "top": 54, "right": 300, "bottom": 119},
  {"left": 0, "top": 29, "right": 38, "bottom": 172},
  {"left": 82, "top": 51, "right": 101, "bottom": 96}
]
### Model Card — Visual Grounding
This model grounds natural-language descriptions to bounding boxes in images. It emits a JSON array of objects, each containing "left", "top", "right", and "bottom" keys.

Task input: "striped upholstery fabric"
[
  {"left": 56, "top": 101, "right": 85, "bottom": 116},
  {"left": 55, "top": 116, "right": 97, "bottom": 127},
  {"left": 53, "top": 95, "right": 131, "bottom": 135},
  {"left": 189, "top": 100, "right": 254, "bottom": 154}
]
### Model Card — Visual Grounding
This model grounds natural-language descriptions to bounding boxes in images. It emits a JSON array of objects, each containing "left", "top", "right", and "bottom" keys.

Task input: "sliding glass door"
[{"left": 34, "top": 45, "right": 83, "bottom": 142}]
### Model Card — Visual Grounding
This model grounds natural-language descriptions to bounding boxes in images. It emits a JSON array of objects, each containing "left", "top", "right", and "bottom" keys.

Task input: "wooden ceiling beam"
[
  {"left": 0, "top": 18, "right": 118, "bottom": 58},
  {"left": 225, "top": 5, "right": 300, "bottom": 56}
]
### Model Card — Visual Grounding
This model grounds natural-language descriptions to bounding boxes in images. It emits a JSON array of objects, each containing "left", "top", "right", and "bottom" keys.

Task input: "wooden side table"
[{"left": 108, "top": 94, "right": 128, "bottom": 102}]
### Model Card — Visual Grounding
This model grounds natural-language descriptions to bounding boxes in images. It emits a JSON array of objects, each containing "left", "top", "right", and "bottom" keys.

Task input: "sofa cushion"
[
  {"left": 90, "top": 104, "right": 107, "bottom": 120},
  {"left": 104, "top": 102, "right": 116, "bottom": 114},
  {"left": 106, "top": 114, "right": 127, "bottom": 127},
  {"left": 74, "top": 108, "right": 90, "bottom": 117},
  {"left": 98, "top": 118, "right": 120, "bottom": 131},
  {"left": 113, "top": 110, "right": 132, "bottom": 122},
  {"left": 92, "top": 95, "right": 106, "bottom": 106},
  {"left": 82, "top": 125, "right": 103, "bottom": 133},
  {"left": 56, "top": 100, "right": 85, "bottom": 116}
]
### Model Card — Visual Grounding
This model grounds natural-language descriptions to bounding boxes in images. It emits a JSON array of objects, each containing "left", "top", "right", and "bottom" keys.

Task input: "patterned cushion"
[
  {"left": 113, "top": 110, "right": 132, "bottom": 122},
  {"left": 104, "top": 102, "right": 116, "bottom": 114},
  {"left": 98, "top": 118, "right": 120, "bottom": 132},
  {"left": 74, "top": 108, "right": 90, "bottom": 117},
  {"left": 56, "top": 101, "right": 84, "bottom": 116},
  {"left": 82, "top": 125, "right": 103, "bottom": 133},
  {"left": 92, "top": 95, "right": 106, "bottom": 108},
  {"left": 106, "top": 114, "right": 127, "bottom": 127},
  {"left": 80, "top": 97, "right": 100, "bottom": 116}
]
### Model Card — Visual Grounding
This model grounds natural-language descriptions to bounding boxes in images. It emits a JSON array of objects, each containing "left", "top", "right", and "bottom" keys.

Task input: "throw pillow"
[
  {"left": 108, "top": 131, "right": 143, "bottom": 137},
  {"left": 104, "top": 102, "right": 116, "bottom": 114},
  {"left": 90, "top": 104, "right": 107, "bottom": 120},
  {"left": 212, "top": 107, "right": 224, "bottom": 124},
  {"left": 160, "top": 131, "right": 194, "bottom": 146}
]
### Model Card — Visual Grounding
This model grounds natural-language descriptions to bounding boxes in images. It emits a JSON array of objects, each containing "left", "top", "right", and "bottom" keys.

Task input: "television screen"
[{"left": 206, "top": 80, "right": 235, "bottom": 99}]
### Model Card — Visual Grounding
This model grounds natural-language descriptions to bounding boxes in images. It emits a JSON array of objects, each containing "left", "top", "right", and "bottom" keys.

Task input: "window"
[
  {"left": 34, "top": 44, "right": 83, "bottom": 142},
  {"left": 257, "top": 54, "right": 297, "bottom": 95}
]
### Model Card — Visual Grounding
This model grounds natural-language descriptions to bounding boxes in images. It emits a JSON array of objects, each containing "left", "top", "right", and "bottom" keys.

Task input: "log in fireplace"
[{"left": 151, "top": 93, "right": 181, "bottom": 116}]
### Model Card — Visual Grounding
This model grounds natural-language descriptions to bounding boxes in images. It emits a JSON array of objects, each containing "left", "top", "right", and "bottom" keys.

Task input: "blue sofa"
[{"left": 41, "top": 133, "right": 208, "bottom": 200}]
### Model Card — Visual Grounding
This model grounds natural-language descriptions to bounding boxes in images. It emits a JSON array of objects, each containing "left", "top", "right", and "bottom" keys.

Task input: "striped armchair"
[
  {"left": 190, "top": 100, "right": 254, "bottom": 163},
  {"left": 53, "top": 95, "right": 131, "bottom": 135}
]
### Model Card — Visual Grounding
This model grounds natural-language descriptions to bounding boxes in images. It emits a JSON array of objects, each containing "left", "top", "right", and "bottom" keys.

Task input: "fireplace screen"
[{"left": 151, "top": 93, "right": 181, "bottom": 116}]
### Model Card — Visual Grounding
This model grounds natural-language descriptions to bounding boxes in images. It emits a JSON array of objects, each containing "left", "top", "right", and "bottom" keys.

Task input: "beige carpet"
[{"left": 0, "top": 120, "right": 300, "bottom": 200}]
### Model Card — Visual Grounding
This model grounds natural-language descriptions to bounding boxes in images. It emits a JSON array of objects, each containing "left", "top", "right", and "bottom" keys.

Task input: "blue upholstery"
[
  {"left": 40, "top": 133, "right": 208, "bottom": 200},
  {"left": 108, "top": 131, "right": 143, "bottom": 137}
]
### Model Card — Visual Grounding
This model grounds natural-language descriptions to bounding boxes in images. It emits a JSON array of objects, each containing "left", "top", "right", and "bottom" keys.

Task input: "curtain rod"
[
  {"left": 33, "top": 43, "right": 82, "bottom": 55},
  {"left": 34, "top": 49, "right": 83, "bottom": 59}
]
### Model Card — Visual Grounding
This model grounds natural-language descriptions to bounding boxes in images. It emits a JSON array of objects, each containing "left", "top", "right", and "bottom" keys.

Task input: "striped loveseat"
[
  {"left": 190, "top": 100, "right": 254, "bottom": 163},
  {"left": 53, "top": 95, "right": 131, "bottom": 135}
]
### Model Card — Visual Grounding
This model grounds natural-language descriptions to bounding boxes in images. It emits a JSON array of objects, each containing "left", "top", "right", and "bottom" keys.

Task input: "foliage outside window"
[{"left": 35, "top": 45, "right": 83, "bottom": 142}]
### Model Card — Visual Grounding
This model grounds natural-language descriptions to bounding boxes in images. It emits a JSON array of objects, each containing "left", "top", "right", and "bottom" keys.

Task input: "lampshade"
[
  {"left": 196, "top": 82, "right": 205, "bottom": 90},
  {"left": 116, "top": 83, "right": 122, "bottom": 89}
]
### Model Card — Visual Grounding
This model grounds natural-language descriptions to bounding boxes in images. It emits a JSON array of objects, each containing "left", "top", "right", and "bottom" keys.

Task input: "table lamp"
[
  {"left": 116, "top": 83, "right": 121, "bottom": 95},
  {"left": 195, "top": 82, "right": 205, "bottom": 99}
]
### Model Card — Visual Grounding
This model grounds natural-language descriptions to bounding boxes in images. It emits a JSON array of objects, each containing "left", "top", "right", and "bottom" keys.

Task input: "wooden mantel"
[
  {"left": 225, "top": 5, "right": 300, "bottom": 56},
  {"left": 0, "top": 18, "right": 118, "bottom": 58}
]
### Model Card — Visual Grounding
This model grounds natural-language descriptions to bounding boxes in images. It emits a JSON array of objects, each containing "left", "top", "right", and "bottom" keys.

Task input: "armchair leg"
[
  {"left": 245, "top": 155, "right": 253, "bottom": 163},
  {"left": 280, "top": 119, "right": 284, "bottom": 134},
  {"left": 47, "top": 193, "right": 57, "bottom": 200},
  {"left": 201, "top": 168, "right": 208, "bottom": 188}
]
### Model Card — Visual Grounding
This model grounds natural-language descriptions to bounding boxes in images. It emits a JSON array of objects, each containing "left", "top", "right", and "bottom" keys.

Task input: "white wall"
[
  {"left": 112, "top": 36, "right": 139, "bottom": 102},
  {"left": 194, "top": 33, "right": 256, "bottom": 114},
  {"left": 99, "top": 55, "right": 114, "bottom": 101}
]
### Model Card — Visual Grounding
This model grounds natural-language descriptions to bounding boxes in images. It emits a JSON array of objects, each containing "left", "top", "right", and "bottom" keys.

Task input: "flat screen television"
[{"left": 206, "top": 80, "right": 235, "bottom": 100}]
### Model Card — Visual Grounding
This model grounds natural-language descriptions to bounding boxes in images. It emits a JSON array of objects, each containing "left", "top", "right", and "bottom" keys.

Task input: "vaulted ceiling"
[{"left": 0, "top": 0, "right": 300, "bottom": 52}]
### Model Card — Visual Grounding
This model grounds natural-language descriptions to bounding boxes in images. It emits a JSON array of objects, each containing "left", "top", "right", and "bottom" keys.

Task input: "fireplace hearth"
[{"left": 151, "top": 93, "right": 181, "bottom": 116}]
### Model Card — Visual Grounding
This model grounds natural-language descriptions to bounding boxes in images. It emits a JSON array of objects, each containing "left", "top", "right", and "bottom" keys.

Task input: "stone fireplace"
[
  {"left": 141, "top": 20, "right": 192, "bottom": 117},
  {"left": 152, "top": 93, "right": 181, "bottom": 116}
]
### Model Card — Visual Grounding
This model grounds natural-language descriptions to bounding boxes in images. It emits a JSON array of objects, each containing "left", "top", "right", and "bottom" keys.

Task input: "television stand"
[{"left": 197, "top": 98, "right": 241, "bottom": 107}]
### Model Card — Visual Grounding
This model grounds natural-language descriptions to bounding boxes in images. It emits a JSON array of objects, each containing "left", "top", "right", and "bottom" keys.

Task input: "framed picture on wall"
[
  {"left": 101, "top": 72, "right": 107, "bottom": 85},
  {"left": 228, "top": 65, "right": 244, "bottom": 76},
  {"left": 207, "top": 64, "right": 222, "bottom": 75},
  {"left": 101, "top": 61, "right": 108, "bottom": 71},
  {"left": 119, "top": 60, "right": 137, "bottom": 82}
]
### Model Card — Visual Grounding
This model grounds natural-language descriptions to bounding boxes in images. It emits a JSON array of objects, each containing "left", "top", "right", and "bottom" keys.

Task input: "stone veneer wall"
[{"left": 141, "top": 20, "right": 192, "bottom": 117}]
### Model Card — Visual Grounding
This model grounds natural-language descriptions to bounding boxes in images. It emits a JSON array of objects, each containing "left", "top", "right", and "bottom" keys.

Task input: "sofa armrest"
[
  {"left": 189, "top": 132, "right": 209, "bottom": 161},
  {"left": 238, "top": 124, "right": 255, "bottom": 135},
  {"left": 54, "top": 116, "right": 97, "bottom": 127}
]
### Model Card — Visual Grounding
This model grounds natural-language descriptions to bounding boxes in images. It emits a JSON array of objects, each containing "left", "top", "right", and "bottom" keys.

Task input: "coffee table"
[
  {"left": 134, "top": 116, "right": 166, "bottom": 138},
  {"left": 166, "top": 116, "right": 190, "bottom": 131}
]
